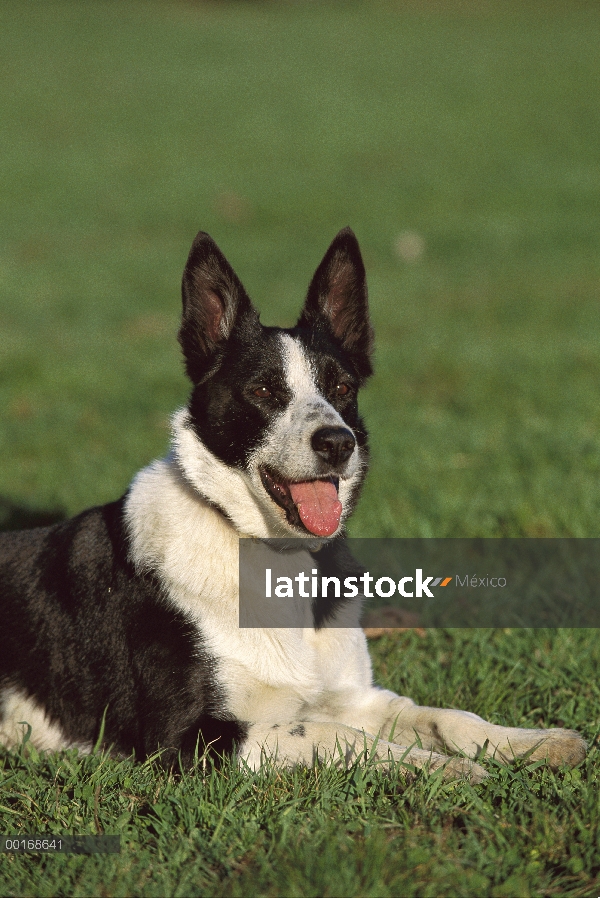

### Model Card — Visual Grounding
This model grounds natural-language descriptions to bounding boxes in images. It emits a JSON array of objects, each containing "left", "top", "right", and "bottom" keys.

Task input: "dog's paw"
[
  {"left": 486, "top": 726, "right": 587, "bottom": 768},
  {"left": 523, "top": 729, "right": 587, "bottom": 768}
]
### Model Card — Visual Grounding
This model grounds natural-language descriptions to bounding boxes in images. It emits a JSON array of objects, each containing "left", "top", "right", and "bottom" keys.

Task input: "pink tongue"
[{"left": 288, "top": 480, "right": 342, "bottom": 537}]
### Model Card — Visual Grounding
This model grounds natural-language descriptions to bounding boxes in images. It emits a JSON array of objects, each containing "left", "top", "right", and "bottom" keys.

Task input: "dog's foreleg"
[
  {"left": 239, "top": 721, "right": 487, "bottom": 782},
  {"left": 367, "top": 692, "right": 587, "bottom": 768}
]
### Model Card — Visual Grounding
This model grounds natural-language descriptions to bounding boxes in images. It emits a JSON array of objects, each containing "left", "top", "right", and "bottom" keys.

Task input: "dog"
[{"left": 0, "top": 228, "right": 586, "bottom": 781}]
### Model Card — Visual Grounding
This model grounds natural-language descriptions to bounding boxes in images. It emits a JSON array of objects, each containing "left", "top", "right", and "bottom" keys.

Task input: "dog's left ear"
[{"left": 298, "top": 227, "right": 373, "bottom": 379}]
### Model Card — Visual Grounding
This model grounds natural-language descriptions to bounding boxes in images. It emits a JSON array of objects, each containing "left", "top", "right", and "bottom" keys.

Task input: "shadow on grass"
[{"left": 0, "top": 497, "right": 66, "bottom": 532}]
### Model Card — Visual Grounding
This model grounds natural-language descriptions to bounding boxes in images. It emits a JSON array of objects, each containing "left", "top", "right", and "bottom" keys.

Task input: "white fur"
[{"left": 0, "top": 687, "right": 91, "bottom": 754}]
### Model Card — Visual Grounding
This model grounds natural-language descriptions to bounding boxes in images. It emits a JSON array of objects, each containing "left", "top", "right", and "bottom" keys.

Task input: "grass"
[
  {"left": 1, "top": 0, "right": 600, "bottom": 895},
  {"left": 1, "top": 630, "right": 599, "bottom": 896}
]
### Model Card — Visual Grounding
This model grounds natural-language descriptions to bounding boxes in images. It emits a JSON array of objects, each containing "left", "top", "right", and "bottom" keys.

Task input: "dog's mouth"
[{"left": 259, "top": 468, "right": 342, "bottom": 537}]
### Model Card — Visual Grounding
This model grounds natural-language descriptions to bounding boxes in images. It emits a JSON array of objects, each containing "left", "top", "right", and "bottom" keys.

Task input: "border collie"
[{"left": 0, "top": 228, "right": 586, "bottom": 781}]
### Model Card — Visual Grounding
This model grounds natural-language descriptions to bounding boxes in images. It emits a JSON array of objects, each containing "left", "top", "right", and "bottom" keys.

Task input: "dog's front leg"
[
  {"left": 367, "top": 691, "right": 587, "bottom": 768},
  {"left": 239, "top": 720, "right": 487, "bottom": 782}
]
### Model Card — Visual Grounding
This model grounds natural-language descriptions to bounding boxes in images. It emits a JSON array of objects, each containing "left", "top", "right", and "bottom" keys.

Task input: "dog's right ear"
[
  {"left": 298, "top": 227, "right": 373, "bottom": 380},
  {"left": 179, "top": 232, "right": 258, "bottom": 383}
]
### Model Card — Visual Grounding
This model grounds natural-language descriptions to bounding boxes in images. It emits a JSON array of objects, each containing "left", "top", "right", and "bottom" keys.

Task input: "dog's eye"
[
  {"left": 254, "top": 386, "right": 272, "bottom": 399},
  {"left": 336, "top": 383, "right": 350, "bottom": 397}
]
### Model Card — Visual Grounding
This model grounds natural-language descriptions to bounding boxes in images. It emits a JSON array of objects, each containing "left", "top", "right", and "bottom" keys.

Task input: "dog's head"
[{"left": 174, "top": 227, "right": 373, "bottom": 540}]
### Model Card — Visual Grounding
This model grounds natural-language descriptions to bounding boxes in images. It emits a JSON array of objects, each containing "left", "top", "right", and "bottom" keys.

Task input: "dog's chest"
[
  {"left": 125, "top": 459, "right": 370, "bottom": 726},
  {"left": 197, "top": 605, "right": 370, "bottom": 724},
  {"left": 161, "top": 551, "right": 366, "bottom": 725}
]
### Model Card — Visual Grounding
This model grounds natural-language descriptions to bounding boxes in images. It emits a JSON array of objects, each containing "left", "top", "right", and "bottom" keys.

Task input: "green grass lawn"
[
  {"left": 1, "top": 1, "right": 600, "bottom": 895},
  {"left": 1, "top": 630, "right": 599, "bottom": 897}
]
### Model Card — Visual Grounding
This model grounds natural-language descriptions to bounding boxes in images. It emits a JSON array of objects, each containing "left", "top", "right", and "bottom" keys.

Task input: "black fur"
[
  {"left": 179, "top": 231, "right": 260, "bottom": 385},
  {"left": 188, "top": 326, "right": 291, "bottom": 468},
  {"left": 298, "top": 227, "right": 373, "bottom": 381},
  {"left": 0, "top": 499, "right": 246, "bottom": 765},
  {"left": 311, "top": 539, "right": 368, "bottom": 629}
]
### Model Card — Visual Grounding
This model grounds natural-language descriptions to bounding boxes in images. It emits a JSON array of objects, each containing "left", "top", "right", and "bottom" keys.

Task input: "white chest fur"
[{"left": 124, "top": 455, "right": 374, "bottom": 727}]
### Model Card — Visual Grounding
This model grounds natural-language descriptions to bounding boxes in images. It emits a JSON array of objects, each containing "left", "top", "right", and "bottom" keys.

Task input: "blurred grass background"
[{"left": 1, "top": 0, "right": 599, "bottom": 537}]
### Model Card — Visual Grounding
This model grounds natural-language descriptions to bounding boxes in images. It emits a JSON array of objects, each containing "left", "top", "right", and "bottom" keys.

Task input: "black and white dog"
[{"left": 0, "top": 229, "right": 586, "bottom": 780}]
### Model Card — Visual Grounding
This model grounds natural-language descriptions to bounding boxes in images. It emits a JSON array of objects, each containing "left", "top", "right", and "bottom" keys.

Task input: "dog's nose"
[{"left": 311, "top": 426, "right": 356, "bottom": 466}]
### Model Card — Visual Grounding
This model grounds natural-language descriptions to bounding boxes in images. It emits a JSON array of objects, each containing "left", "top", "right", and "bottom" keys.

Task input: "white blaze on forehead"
[
  {"left": 277, "top": 332, "right": 346, "bottom": 431},
  {"left": 279, "top": 333, "right": 321, "bottom": 399}
]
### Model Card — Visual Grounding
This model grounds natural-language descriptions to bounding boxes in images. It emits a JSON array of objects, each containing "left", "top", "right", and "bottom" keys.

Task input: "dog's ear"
[
  {"left": 298, "top": 227, "right": 373, "bottom": 378},
  {"left": 179, "top": 231, "right": 258, "bottom": 382}
]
